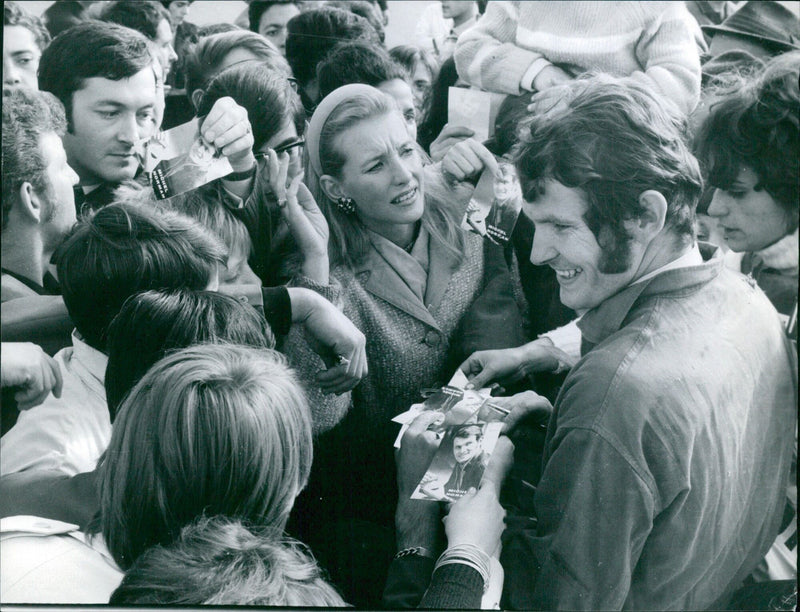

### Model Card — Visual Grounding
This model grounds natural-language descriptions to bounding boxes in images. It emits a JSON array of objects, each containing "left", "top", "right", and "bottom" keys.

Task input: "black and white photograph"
[{"left": 1, "top": 0, "right": 798, "bottom": 609}]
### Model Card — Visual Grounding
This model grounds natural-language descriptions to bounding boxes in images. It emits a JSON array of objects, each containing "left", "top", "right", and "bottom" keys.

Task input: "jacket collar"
[
  {"left": 753, "top": 229, "right": 799, "bottom": 274},
  {"left": 578, "top": 244, "right": 724, "bottom": 350},
  {"left": 353, "top": 232, "right": 459, "bottom": 329}
]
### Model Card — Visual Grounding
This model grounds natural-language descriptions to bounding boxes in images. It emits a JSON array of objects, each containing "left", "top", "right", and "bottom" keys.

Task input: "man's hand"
[
  {"left": 441, "top": 138, "right": 500, "bottom": 183},
  {"left": 199, "top": 96, "right": 255, "bottom": 172},
  {"left": 1, "top": 342, "right": 63, "bottom": 410},
  {"left": 490, "top": 391, "right": 553, "bottom": 435},
  {"left": 288, "top": 288, "right": 367, "bottom": 394},
  {"left": 429, "top": 124, "right": 476, "bottom": 162},
  {"left": 266, "top": 150, "right": 330, "bottom": 284},
  {"left": 460, "top": 341, "right": 563, "bottom": 390},
  {"left": 460, "top": 345, "right": 529, "bottom": 389}
]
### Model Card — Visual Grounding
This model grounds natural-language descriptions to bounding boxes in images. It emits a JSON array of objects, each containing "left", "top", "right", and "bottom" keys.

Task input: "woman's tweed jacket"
[{"left": 286, "top": 231, "right": 487, "bottom": 439}]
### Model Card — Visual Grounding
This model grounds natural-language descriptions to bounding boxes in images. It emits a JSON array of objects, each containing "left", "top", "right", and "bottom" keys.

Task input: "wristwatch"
[{"left": 225, "top": 161, "right": 257, "bottom": 181}]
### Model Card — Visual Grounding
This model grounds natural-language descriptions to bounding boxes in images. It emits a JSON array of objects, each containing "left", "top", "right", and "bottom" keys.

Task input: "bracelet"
[
  {"left": 225, "top": 161, "right": 257, "bottom": 181},
  {"left": 393, "top": 546, "right": 434, "bottom": 560},
  {"left": 434, "top": 543, "right": 491, "bottom": 592}
]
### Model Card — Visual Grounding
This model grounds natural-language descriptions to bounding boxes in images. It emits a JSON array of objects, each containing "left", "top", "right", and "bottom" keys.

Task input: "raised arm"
[
  {"left": 454, "top": 1, "right": 548, "bottom": 95},
  {"left": 628, "top": 2, "right": 702, "bottom": 114}
]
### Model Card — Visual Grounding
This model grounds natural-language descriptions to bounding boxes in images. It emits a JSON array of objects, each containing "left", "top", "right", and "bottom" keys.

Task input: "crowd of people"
[{"left": 1, "top": 0, "right": 798, "bottom": 609}]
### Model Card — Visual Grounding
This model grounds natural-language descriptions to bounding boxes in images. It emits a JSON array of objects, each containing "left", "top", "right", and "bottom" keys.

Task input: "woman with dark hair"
[
  {"left": 417, "top": 55, "right": 459, "bottom": 156},
  {"left": 1, "top": 343, "right": 328, "bottom": 604},
  {"left": 194, "top": 61, "right": 324, "bottom": 288},
  {"left": 389, "top": 44, "right": 438, "bottom": 125},
  {"left": 694, "top": 51, "right": 798, "bottom": 607},
  {"left": 695, "top": 51, "right": 799, "bottom": 321}
]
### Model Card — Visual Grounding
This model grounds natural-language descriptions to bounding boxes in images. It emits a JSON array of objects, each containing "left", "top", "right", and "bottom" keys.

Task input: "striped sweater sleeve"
[{"left": 454, "top": 1, "right": 548, "bottom": 95}]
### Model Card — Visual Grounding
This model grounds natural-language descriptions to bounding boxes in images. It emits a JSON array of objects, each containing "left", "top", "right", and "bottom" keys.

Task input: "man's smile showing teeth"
[
  {"left": 392, "top": 187, "right": 417, "bottom": 205},
  {"left": 554, "top": 267, "right": 582, "bottom": 280}
]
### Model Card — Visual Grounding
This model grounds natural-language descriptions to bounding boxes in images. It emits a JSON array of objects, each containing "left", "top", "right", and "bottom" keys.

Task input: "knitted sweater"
[
  {"left": 454, "top": 1, "right": 703, "bottom": 114},
  {"left": 286, "top": 231, "right": 488, "bottom": 438}
]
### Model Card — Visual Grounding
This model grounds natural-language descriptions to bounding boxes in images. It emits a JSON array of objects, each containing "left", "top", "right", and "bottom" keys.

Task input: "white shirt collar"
[{"left": 633, "top": 244, "right": 704, "bottom": 285}]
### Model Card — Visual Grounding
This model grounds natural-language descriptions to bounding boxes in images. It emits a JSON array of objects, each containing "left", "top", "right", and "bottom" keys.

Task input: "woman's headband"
[{"left": 306, "top": 83, "right": 384, "bottom": 177}]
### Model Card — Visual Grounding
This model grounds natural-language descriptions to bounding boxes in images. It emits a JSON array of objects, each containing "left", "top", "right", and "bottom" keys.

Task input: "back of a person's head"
[
  {"left": 109, "top": 516, "right": 345, "bottom": 606},
  {"left": 695, "top": 50, "right": 799, "bottom": 227},
  {"left": 196, "top": 62, "right": 302, "bottom": 152},
  {"left": 327, "top": 0, "right": 385, "bottom": 44},
  {"left": 198, "top": 22, "right": 241, "bottom": 37},
  {"left": 100, "top": 0, "right": 168, "bottom": 41},
  {"left": 161, "top": 183, "right": 253, "bottom": 262},
  {"left": 38, "top": 21, "right": 153, "bottom": 122},
  {"left": 1, "top": 88, "right": 67, "bottom": 232},
  {"left": 184, "top": 29, "right": 288, "bottom": 100},
  {"left": 317, "top": 40, "right": 407, "bottom": 99},
  {"left": 4, "top": 1, "right": 50, "bottom": 51},
  {"left": 104, "top": 288, "right": 275, "bottom": 418},
  {"left": 285, "top": 6, "right": 379, "bottom": 88},
  {"left": 52, "top": 200, "right": 226, "bottom": 351},
  {"left": 516, "top": 75, "right": 703, "bottom": 273},
  {"left": 99, "top": 343, "right": 314, "bottom": 570}
]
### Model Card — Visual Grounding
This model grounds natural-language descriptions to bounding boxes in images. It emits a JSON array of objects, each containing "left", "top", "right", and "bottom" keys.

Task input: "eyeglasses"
[{"left": 272, "top": 137, "right": 305, "bottom": 155}]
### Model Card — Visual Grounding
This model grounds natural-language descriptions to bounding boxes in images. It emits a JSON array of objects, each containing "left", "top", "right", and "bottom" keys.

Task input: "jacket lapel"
[
  {"left": 354, "top": 249, "right": 442, "bottom": 330},
  {"left": 424, "top": 238, "right": 459, "bottom": 313}
]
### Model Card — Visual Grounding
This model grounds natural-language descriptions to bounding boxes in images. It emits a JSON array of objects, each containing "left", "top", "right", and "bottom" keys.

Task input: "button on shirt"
[{"left": 1, "top": 332, "right": 109, "bottom": 476}]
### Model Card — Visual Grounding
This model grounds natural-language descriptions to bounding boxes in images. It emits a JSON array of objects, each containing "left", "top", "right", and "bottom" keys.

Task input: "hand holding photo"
[
  {"left": 461, "top": 161, "right": 522, "bottom": 246},
  {"left": 147, "top": 119, "right": 233, "bottom": 200}
]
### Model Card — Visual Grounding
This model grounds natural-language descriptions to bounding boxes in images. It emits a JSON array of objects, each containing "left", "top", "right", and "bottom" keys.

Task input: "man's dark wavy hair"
[
  {"left": 38, "top": 21, "right": 153, "bottom": 130},
  {"left": 515, "top": 75, "right": 703, "bottom": 274}
]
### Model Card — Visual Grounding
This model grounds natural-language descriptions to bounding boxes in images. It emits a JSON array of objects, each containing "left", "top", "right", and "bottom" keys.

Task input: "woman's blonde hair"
[
  {"left": 110, "top": 516, "right": 346, "bottom": 607},
  {"left": 98, "top": 343, "right": 313, "bottom": 569},
  {"left": 305, "top": 89, "right": 464, "bottom": 268}
]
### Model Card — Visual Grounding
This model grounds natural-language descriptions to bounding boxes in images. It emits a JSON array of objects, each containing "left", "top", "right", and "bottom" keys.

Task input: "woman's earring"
[{"left": 336, "top": 197, "right": 356, "bottom": 214}]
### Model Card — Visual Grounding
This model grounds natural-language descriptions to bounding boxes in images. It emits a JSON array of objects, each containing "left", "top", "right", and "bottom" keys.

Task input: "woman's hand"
[
  {"left": 288, "top": 288, "right": 367, "bottom": 393},
  {"left": 266, "top": 149, "right": 330, "bottom": 284},
  {"left": 442, "top": 437, "right": 513, "bottom": 556},
  {"left": 441, "top": 138, "right": 500, "bottom": 183},
  {"left": 429, "top": 124, "right": 475, "bottom": 162}
]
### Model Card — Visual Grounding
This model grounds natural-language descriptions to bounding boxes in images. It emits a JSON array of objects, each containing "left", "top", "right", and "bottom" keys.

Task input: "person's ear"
[
  {"left": 626, "top": 190, "right": 667, "bottom": 243},
  {"left": 17, "top": 182, "right": 44, "bottom": 224},
  {"left": 190, "top": 88, "right": 204, "bottom": 112},
  {"left": 319, "top": 174, "right": 346, "bottom": 203}
]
